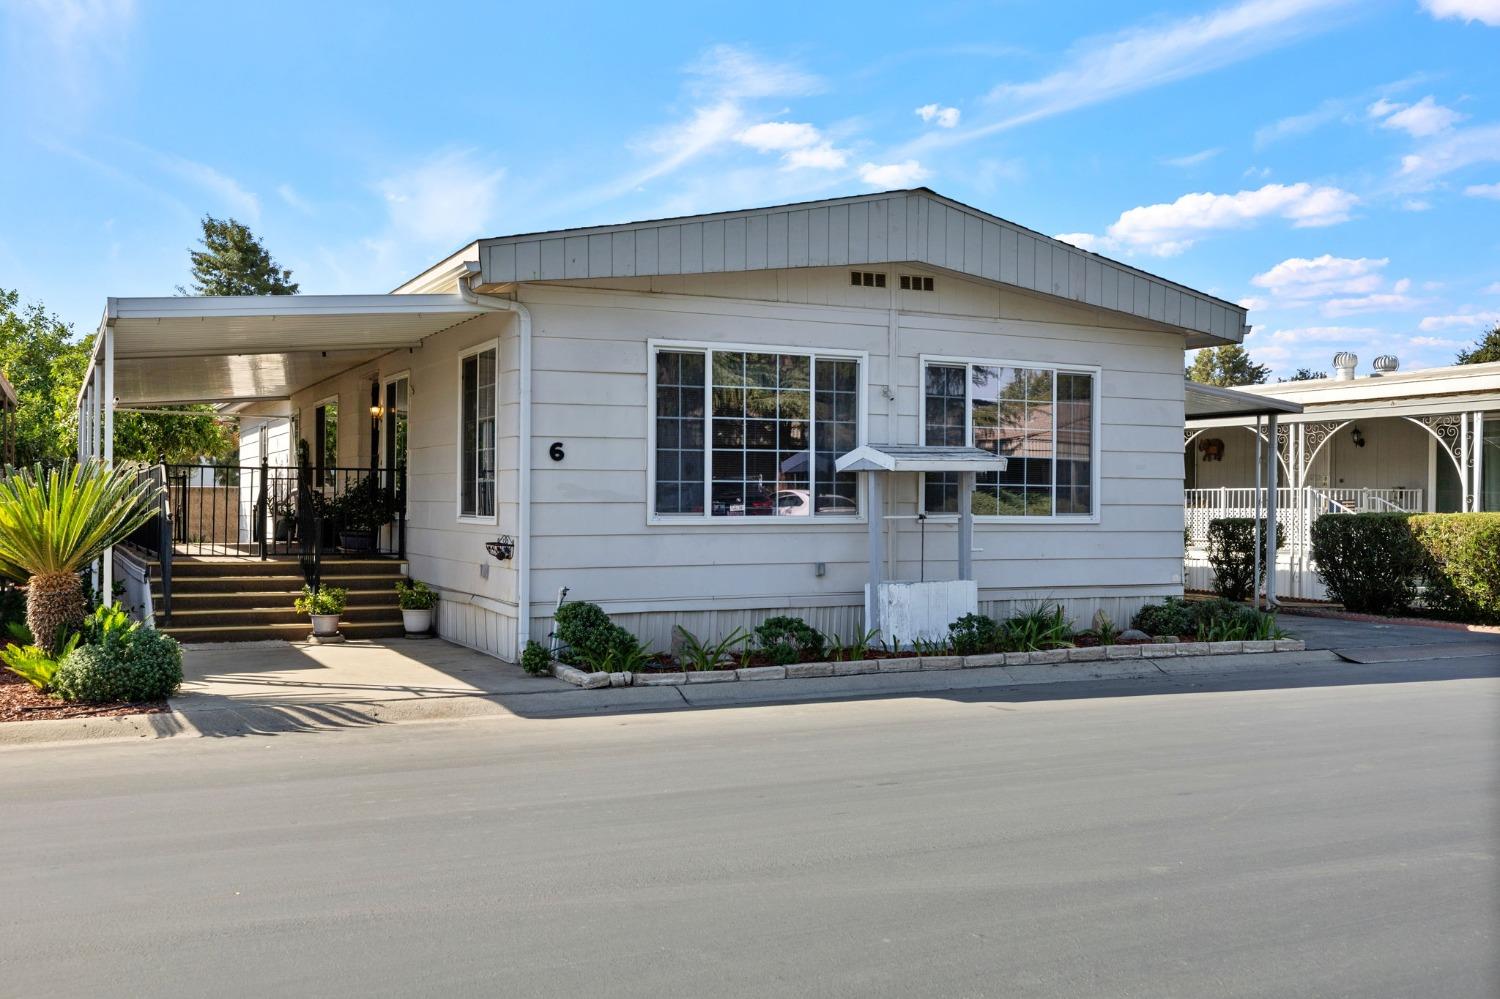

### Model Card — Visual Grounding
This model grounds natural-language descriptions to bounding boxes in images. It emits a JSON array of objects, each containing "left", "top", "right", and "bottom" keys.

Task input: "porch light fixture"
[
  {"left": 1351, "top": 427, "right": 1366, "bottom": 448},
  {"left": 485, "top": 536, "right": 515, "bottom": 561}
]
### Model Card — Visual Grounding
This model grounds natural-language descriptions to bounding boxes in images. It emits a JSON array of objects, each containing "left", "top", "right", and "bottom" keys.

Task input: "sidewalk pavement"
[{"left": 4, "top": 637, "right": 1349, "bottom": 747}]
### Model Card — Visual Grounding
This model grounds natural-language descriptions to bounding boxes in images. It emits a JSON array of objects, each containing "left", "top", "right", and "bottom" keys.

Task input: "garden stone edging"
[{"left": 550, "top": 639, "right": 1307, "bottom": 689}]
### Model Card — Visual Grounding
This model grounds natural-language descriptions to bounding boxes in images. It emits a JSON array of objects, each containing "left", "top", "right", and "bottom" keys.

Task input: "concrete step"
[
  {"left": 155, "top": 573, "right": 407, "bottom": 595},
  {"left": 161, "top": 620, "right": 408, "bottom": 644},
  {"left": 167, "top": 558, "right": 404, "bottom": 579},
  {"left": 166, "top": 590, "right": 402, "bottom": 612},
  {"left": 163, "top": 605, "right": 403, "bottom": 628}
]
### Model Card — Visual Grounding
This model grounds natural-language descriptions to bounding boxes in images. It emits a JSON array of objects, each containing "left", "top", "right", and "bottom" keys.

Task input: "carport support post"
[
  {"left": 1263, "top": 413, "right": 1279, "bottom": 608},
  {"left": 866, "top": 472, "right": 884, "bottom": 636},
  {"left": 101, "top": 326, "right": 115, "bottom": 608},
  {"left": 1475, "top": 412, "right": 1486, "bottom": 512},
  {"left": 957, "top": 472, "right": 975, "bottom": 580}
]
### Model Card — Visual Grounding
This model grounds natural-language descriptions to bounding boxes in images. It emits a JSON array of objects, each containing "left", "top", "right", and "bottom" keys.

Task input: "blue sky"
[{"left": 2, "top": 0, "right": 1497, "bottom": 377}]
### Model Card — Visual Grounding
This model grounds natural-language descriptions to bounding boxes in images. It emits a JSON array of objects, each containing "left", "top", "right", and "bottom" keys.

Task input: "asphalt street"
[{"left": 2, "top": 654, "right": 1496, "bottom": 998}]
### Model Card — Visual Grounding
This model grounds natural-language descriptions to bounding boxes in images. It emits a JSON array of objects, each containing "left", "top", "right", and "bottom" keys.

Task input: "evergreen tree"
[
  {"left": 179, "top": 216, "right": 299, "bottom": 296},
  {"left": 1279, "top": 367, "right": 1327, "bottom": 382},
  {"left": 1186, "top": 344, "right": 1271, "bottom": 387},
  {"left": 1456, "top": 324, "right": 1500, "bottom": 365},
  {"left": 0, "top": 289, "right": 92, "bottom": 465}
]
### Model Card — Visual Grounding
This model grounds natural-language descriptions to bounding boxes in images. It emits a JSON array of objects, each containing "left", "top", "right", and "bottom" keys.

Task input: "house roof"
[
  {"left": 1228, "top": 359, "right": 1500, "bottom": 407},
  {"left": 836, "top": 444, "right": 1009, "bottom": 474},
  {"left": 467, "top": 189, "right": 1246, "bottom": 347}
]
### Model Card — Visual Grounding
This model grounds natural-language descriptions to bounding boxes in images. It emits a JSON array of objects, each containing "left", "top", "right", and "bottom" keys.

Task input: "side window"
[
  {"left": 314, "top": 399, "right": 338, "bottom": 487},
  {"left": 460, "top": 346, "right": 497, "bottom": 519}
]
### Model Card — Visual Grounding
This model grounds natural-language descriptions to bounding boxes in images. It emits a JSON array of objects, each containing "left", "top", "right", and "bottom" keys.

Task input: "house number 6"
[{"left": 549, "top": 442, "right": 565, "bottom": 462}]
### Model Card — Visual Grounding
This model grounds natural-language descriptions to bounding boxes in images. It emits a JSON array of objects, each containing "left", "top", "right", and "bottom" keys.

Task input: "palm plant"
[{"left": 0, "top": 461, "right": 161, "bottom": 654}]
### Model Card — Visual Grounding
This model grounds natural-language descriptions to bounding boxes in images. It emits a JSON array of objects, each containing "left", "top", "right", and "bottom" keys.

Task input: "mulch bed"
[{"left": 0, "top": 671, "right": 167, "bottom": 724}]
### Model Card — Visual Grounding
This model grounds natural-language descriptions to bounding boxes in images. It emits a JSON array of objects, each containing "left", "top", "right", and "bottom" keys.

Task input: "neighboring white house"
[
  {"left": 78, "top": 188, "right": 1254, "bottom": 660},
  {"left": 1185, "top": 351, "right": 1500, "bottom": 599}
]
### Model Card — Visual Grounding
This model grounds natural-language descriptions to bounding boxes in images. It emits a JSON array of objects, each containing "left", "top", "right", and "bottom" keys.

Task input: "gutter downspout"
[{"left": 457, "top": 269, "right": 534, "bottom": 657}]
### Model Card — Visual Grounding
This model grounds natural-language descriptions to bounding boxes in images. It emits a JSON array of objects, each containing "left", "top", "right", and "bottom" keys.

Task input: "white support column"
[
  {"left": 957, "top": 472, "right": 975, "bottom": 581},
  {"left": 101, "top": 327, "right": 115, "bottom": 607},
  {"left": 1264, "top": 414, "right": 1280, "bottom": 607},
  {"left": 1253, "top": 415, "right": 1263, "bottom": 609},
  {"left": 1460, "top": 411, "right": 1471, "bottom": 512},
  {"left": 865, "top": 472, "right": 885, "bottom": 635}
]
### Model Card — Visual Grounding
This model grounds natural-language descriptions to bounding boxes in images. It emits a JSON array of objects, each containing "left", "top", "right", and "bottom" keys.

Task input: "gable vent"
[
  {"left": 850, "top": 270, "right": 887, "bottom": 288},
  {"left": 900, "top": 274, "right": 935, "bottom": 291}
]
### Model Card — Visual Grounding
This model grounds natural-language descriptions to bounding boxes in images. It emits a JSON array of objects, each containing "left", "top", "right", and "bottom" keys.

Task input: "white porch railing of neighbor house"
[{"left": 1184, "top": 486, "right": 1425, "bottom": 599}]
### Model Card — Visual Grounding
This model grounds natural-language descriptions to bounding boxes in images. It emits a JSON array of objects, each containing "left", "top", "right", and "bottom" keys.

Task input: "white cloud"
[
  {"left": 1411, "top": 335, "right": 1468, "bottom": 348},
  {"left": 1367, "top": 95, "right": 1465, "bottom": 137},
  {"left": 5, "top": 0, "right": 136, "bottom": 118},
  {"left": 1162, "top": 147, "right": 1223, "bottom": 168},
  {"left": 1053, "top": 232, "right": 1103, "bottom": 252},
  {"left": 858, "top": 160, "right": 931, "bottom": 188},
  {"left": 1419, "top": 0, "right": 1500, "bottom": 27},
  {"left": 783, "top": 143, "right": 848, "bottom": 170},
  {"left": 1464, "top": 182, "right": 1500, "bottom": 199},
  {"left": 1068, "top": 182, "right": 1358, "bottom": 256},
  {"left": 276, "top": 183, "right": 313, "bottom": 214},
  {"left": 375, "top": 149, "right": 503, "bottom": 247},
  {"left": 1252, "top": 255, "right": 1388, "bottom": 299},
  {"left": 1323, "top": 291, "right": 1421, "bottom": 317},
  {"left": 905, "top": 0, "right": 1353, "bottom": 152},
  {"left": 916, "top": 104, "right": 961, "bottom": 127},
  {"left": 688, "top": 44, "right": 822, "bottom": 101},
  {"left": 152, "top": 152, "right": 260, "bottom": 221},
  {"left": 737, "top": 121, "right": 821, "bottom": 151},
  {"left": 1255, "top": 97, "right": 1348, "bottom": 148},
  {"left": 1402, "top": 198, "right": 1432, "bottom": 211},
  {"left": 1268, "top": 325, "right": 1379, "bottom": 342},
  {"left": 1418, "top": 310, "right": 1500, "bottom": 332},
  {"left": 1399, "top": 123, "right": 1500, "bottom": 184},
  {"left": 1485, "top": 282, "right": 1500, "bottom": 294}
]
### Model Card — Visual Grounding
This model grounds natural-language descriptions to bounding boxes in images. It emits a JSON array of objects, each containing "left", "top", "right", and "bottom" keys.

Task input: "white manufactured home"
[
  {"left": 77, "top": 189, "right": 1256, "bottom": 660},
  {"left": 1186, "top": 352, "right": 1500, "bottom": 600}
]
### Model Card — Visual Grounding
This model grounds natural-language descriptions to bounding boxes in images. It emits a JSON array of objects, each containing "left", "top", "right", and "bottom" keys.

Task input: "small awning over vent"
[{"left": 836, "top": 444, "right": 1009, "bottom": 474}]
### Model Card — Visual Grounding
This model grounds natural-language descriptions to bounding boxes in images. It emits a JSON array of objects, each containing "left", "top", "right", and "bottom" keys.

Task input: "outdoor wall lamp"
[{"left": 1351, "top": 427, "right": 1366, "bottom": 448}]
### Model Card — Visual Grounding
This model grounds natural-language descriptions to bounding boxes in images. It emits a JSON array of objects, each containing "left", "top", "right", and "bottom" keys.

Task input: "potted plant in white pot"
[
  {"left": 295, "top": 584, "right": 347, "bottom": 639},
  {"left": 330, "top": 475, "right": 397, "bottom": 554},
  {"left": 395, "top": 579, "right": 437, "bottom": 637}
]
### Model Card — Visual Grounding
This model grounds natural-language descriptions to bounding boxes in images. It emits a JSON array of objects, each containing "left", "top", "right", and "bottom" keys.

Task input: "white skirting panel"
[
  {"left": 438, "top": 593, "right": 518, "bottom": 662},
  {"left": 1184, "top": 555, "right": 1329, "bottom": 601}
]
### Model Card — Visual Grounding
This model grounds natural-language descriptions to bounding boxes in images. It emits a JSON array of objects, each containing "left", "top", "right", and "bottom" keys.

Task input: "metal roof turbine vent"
[
  {"left": 1372, "top": 354, "right": 1399, "bottom": 376},
  {"left": 1332, "top": 352, "right": 1359, "bottom": 381}
]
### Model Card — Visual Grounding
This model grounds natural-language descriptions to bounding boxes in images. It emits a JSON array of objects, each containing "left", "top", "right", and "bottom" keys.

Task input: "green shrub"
[
  {"left": 1408, "top": 513, "right": 1500, "bottom": 623},
  {"left": 1189, "top": 598, "right": 1283, "bottom": 642},
  {"left": 395, "top": 579, "right": 439, "bottom": 610},
  {"left": 554, "top": 600, "right": 642, "bottom": 670},
  {"left": 1131, "top": 597, "right": 1197, "bottom": 637},
  {"left": 1000, "top": 602, "right": 1072, "bottom": 651},
  {"left": 294, "top": 585, "right": 347, "bottom": 616},
  {"left": 1, "top": 633, "right": 78, "bottom": 691},
  {"left": 80, "top": 604, "right": 138, "bottom": 646},
  {"left": 754, "top": 616, "right": 824, "bottom": 665},
  {"left": 1309, "top": 513, "right": 1425, "bottom": 615},
  {"left": 674, "top": 625, "right": 750, "bottom": 671},
  {"left": 947, "top": 613, "right": 1001, "bottom": 655},
  {"left": 53, "top": 626, "right": 182, "bottom": 703},
  {"left": 1206, "top": 517, "right": 1284, "bottom": 601},
  {"left": 520, "top": 639, "right": 553, "bottom": 676}
]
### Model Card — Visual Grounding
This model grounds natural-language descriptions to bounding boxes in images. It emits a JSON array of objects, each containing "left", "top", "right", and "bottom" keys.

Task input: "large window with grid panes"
[
  {"left": 921, "top": 357, "right": 1098, "bottom": 520},
  {"left": 651, "top": 343, "right": 863, "bottom": 520}
]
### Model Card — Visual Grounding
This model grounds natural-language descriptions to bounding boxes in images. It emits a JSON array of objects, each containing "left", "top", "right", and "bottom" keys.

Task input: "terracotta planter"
[
  {"left": 401, "top": 607, "right": 433, "bottom": 636},
  {"left": 309, "top": 613, "right": 341, "bottom": 637}
]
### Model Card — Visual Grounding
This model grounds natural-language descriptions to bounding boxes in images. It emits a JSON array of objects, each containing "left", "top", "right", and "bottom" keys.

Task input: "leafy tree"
[
  {"left": 0, "top": 289, "right": 91, "bottom": 465},
  {"left": 1279, "top": 367, "right": 1327, "bottom": 382},
  {"left": 179, "top": 215, "right": 299, "bottom": 296},
  {"left": 1456, "top": 324, "right": 1500, "bottom": 365},
  {"left": 1186, "top": 344, "right": 1271, "bottom": 387},
  {"left": 114, "top": 408, "right": 236, "bottom": 465}
]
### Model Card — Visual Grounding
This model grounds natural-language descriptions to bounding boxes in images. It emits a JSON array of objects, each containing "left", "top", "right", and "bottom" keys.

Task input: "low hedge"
[
  {"left": 52, "top": 626, "right": 183, "bottom": 704},
  {"left": 1409, "top": 513, "right": 1500, "bottom": 623},
  {"left": 1310, "top": 512, "right": 1500, "bottom": 622},
  {"left": 1206, "top": 517, "right": 1284, "bottom": 601}
]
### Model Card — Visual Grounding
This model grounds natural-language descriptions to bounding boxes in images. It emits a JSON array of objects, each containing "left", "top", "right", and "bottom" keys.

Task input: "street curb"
[
  {"left": 0, "top": 709, "right": 197, "bottom": 749},
  {"left": 1, "top": 649, "right": 1341, "bottom": 745}
]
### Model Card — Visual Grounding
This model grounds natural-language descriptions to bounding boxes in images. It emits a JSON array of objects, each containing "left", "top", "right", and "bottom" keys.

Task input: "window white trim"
[
  {"left": 646, "top": 338, "right": 869, "bottom": 526},
  {"left": 918, "top": 352, "right": 1103, "bottom": 525},
  {"left": 456, "top": 339, "right": 500, "bottom": 524}
]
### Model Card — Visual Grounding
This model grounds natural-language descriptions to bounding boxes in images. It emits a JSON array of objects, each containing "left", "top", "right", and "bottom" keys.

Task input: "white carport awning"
[
  {"left": 98, "top": 294, "right": 489, "bottom": 406},
  {"left": 1186, "top": 381, "right": 1303, "bottom": 422},
  {"left": 836, "top": 444, "right": 1008, "bottom": 474}
]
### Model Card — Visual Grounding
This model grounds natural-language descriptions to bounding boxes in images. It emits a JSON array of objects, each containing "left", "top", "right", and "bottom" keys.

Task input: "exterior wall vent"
[
  {"left": 900, "top": 274, "right": 935, "bottom": 292},
  {"left": 850, "top": 270, "right": 886, "bottom": 288}
]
